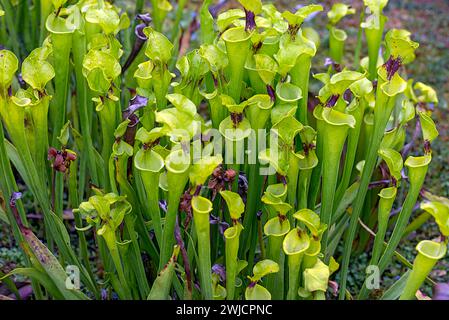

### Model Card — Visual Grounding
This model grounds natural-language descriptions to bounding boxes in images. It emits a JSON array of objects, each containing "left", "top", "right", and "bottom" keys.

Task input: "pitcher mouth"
[
  {"left": 330, "top": 27, "right": 347, "bottom": 42},
  {"left": 275, "top": 82, "right": 302, "bottom": 103},
  {"left": 405, "top": 154, "right": 432, "bottom": 168},
  {"left": 379, "top": 186, "right": 397, "bottom": 200},
  {"left": 134, "top": 149, "right": 164, "bottom": 173},
  {"left": 222, "top": 26, "right": 253, "bottom": 43},
  {"left": 224, "top": 223, "right": 243, "bottom": 239},
  {"left": 165, "top": 149, "right": 190, "bottom": 173},
  {"left": 416, "top": 240, "right": 447, "bottom": 260},
  {"left": 264, "top": 216, "right": 290, "bottom": 237},
  {"left": 283, "top": 228, "right": 311, "bottom": 256},
  {"left": 265, "top": 183, "right": 288, "bottom": 199},
  {"left": 321, "top": 107, "right": 356, "bottom": 128},
  {"left": 192, "top": 196, "right": 213, "bottom": 214}
]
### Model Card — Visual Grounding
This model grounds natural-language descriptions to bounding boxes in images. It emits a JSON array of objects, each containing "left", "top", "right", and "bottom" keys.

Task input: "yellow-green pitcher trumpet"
[
  {"left": 159, "top": 148, "right": 190, "bottom": 270},
  {"left": 280, "top": 4, "right": 323, "bottom": 124},
  {"left": 340, "top": 29, "right": 419, "bottom": 298},
  {"left": 283, "top": 226, "right": 310, "bottom": 300},
  {"left": 221, "top": 190, "right": 245, "bottom": 300},
  {"left": 359, "top": 153, "right": 432, "bottom": 299},
  {"left": 262, "top": 188, "right": 291, "bottom": 299},
  {"left": 221, "top": 26, "right": 253, "bottom": 102},
  {"left": 134, "top": 127, "right": 167, "bottom": 245},
  {"left": 245, "top": 259, "right": 279, "bottom": 300},
  {"left": 327, "top": 3, "right": 355, "bottom": 64},
  {"left": 400, "top": 240, "right": 447, "bottom": 300},
  {"left": 192, "top": 195, "right": 214, "bottom": 300},
  {"left": 361, "top": 0, "right": 389, "bottom": 79},
  {"left": 370, "top": 186, "right": 397, "bottom": 266}
]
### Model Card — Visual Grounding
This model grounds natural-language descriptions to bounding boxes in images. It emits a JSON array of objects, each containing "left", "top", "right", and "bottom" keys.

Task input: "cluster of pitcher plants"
[{"left": 0, "top": 0, "right": 447, "bottom": 300}]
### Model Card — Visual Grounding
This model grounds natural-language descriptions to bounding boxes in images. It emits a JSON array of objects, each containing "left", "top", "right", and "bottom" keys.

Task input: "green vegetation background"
[{"left": 1, "top": 0, "right": 448, "bottom": 298}]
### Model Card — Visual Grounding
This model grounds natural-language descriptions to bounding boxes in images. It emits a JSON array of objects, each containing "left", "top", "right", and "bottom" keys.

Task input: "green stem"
[
  {"left": 115, "top": 155, "right": 151, "bottom": 298},
  {"left": 102, "top": 227, "right": 132, "bottom": 299},
  {"left": 222, "top": 27, "right": 252, "bottom": 102},
  {"left": 153, "top": 62, "right": 171, "bottom": 110},
  {"left": 240, "top": 162, "right": 259, "bottom": 258},
  {"left": 327, "top": 214, "right": 350, "bottom": 258},
  {"left": 402, "top": 212, "right": 431, "bottom": 239},
  {"left": 0, "top": 17, "right": 7, "bottom": 46},
  {"left": 73, "top": 29, "right": 99, "bottom": 185},
  {"left": 291, "top": 55, "right": 312, "bottom": 125},
  {"left": 287, "top": 253, "right": 303, "bottom": 300},
  {"left": 338, "top": 90, "right": 396, "bottom": 299},
  {"left": 329, "top": 27, "right": 346, "bottom": 64},
  {"left": 320, "top": 119, "right": 350, "bottom": 253},
  {"left": 308, "top": 113, "right": 324, "bottom": 209},
  {"left": 159, "top": 156, "right": 189, "bottom": 270},
  {"left": 366, "top": 16, "right": 386, "bottom": 80},
  {"left": 353, "top": 11, "right": 365, "bottom": 70},
  {"left": 359, "top": 157, "right": 430, "bottom": 299},
  {"left": 224, "top": 223, "right": 242, "bottom": 300},
  {"left": 68, "top": 158, "right": 97, "bottom": 295},
  {"left": 266, "top": 235, "right": 284, "bottom": 300},
  {"left": 370, "top": 187, "right": 397, "bottom": 266},
  {"left": 39, "top": 0, "right": 51, "bottom": 44},
  {"left": 0, "top": 98, "right": 46, "bottom": 298},
  {"left": 150, "top": 0, "right": 165, "bottom": 31},
  {"left": 1, "top": 0, "right": 21, "bottom": 56},
  {"left": 50, "top": 32, "right": 72, "bottom": 147},
  {"left": 140, "top": 170, "right": 163, "bottom": 245},
  {"left": 297, "top": 169, "right": 313, "bottom": 210},
  {"left": 287, "top": 156, "right": 300, "bottom": 212},
  {"left": 29, "top": 96, "right": 51, "bottom": 187},
  {"left": 99, "top": 98, "right": 118, "bottom": 190},
  {"left": 335, "top": 99, "right": 366, "bottom": 206},
  {"left": 135, "top": 0, "right": 145, "bottom": 14},
  {"left": 200, "top": 0, "right": 215, "bottom": 45},
  {"left": 205, "top": 73, "right": 227, "bottom": 129},
  {"left": 170, "top": 0, "right": 188, "bottom": 43},
  {"left": 192, "top": 196, "right": 214, "bottom": 300}
]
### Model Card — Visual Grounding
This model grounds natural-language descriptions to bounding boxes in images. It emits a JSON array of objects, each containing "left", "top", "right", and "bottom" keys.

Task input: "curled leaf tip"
[
  {"left": 10, "top": 192, "right": 22, "bottom": 207},
  {"left": 135, "top": 23, "right": 148, "bottom": 41},
  {"left": 136, "top": 13, "right": 152, "bottom": 25},
  {"left": 123, "top": 95, "right": 148, "bottom": 119}
]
